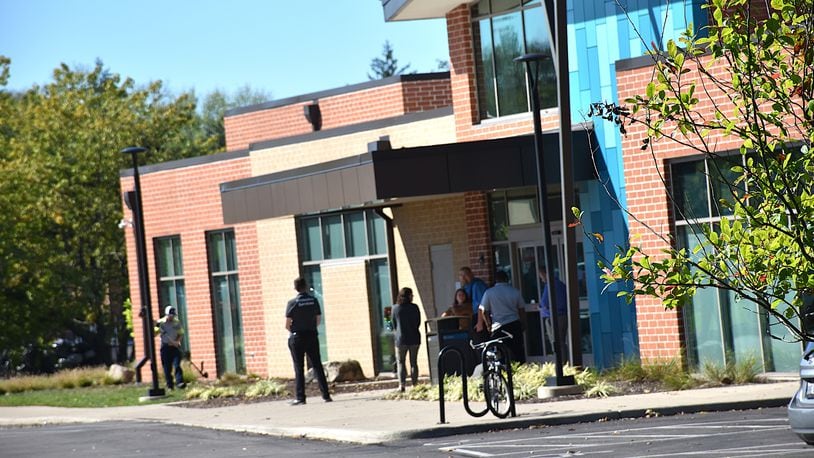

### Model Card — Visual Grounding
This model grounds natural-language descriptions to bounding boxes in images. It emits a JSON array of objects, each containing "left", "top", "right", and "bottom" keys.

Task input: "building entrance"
[{"left": 494, "top": 224, "right": 592, "bottom": 366}]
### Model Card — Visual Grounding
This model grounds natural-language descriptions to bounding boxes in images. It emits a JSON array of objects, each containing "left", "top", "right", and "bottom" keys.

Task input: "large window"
[
  {"left": 207, "top": 229, "right": 245, "bottom": 375},
  {"left": 155, "top": 235, "right": 189, "bottom": 353},
  {"left": 473, "top": 0, "right": 556, "bottom": 120},
  {"left": 672, "top": 156, "right": 800, "bottom": 372},
  {"left": 299, "top": 210, "right": 388, "bottom": 262},
  {"left": 298, "top": 209, "right": 392, "bottom": 372}
]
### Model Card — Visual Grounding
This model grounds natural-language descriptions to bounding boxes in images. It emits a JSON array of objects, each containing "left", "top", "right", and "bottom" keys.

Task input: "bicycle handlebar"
[{"left": 470, "top": 329, "right": 514, "bottom": 349}]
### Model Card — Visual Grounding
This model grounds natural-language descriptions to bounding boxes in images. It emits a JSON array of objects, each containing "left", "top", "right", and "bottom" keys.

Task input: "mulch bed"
[
  {"left": 180, "top": 378, "right": 402, "bottom": 409},
  {"left": 178, "top": 377, "right": 674, "bottom": 409}
]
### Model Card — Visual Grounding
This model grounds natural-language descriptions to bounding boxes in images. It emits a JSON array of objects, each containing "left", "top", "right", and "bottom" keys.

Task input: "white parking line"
[
  {"left": 633, "top": 442, "right": 806, "bottom": 457},
  {"left": 436, "top": 416, "right": 797, "bottom": 457}
]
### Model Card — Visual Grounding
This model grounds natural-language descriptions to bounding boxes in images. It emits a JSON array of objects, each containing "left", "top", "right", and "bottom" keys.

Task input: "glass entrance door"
[{"left": 512, "top": 227, "right": 592, "bottom": 365}]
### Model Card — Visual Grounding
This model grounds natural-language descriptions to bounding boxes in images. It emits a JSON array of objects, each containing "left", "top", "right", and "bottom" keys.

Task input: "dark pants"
[
  {"left": 160, "top": 345, "right": 184, "bottom": 389},
  {"left": 492, "top": 320, "right": 526, "bottom": 364},
  {"left": 288, "top": 331, "right": 330, "bottom": 401},
  {"left": 396, "top": 344, "right": 420, "bottom": 389}
]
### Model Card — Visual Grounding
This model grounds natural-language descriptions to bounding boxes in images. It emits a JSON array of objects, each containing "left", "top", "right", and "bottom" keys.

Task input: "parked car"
[{"left": 788, "top": 341, "right": 814, "bottom": 445}]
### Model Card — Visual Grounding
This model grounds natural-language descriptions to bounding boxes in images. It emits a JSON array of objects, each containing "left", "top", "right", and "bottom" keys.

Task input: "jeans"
[
  {"left": 396, "top": 344, "right": 420, "bottom": 389},
  {"left": 160, "top": 345, "right": 184, "bottom": 389},
  {"left": 288, "top": 331, "right": 330, "bottom": 401}
]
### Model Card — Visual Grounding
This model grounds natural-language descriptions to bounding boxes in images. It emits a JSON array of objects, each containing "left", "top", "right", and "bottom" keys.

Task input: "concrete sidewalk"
[{"left": 0, "top": 381, "right": 799, "bottom": 444}]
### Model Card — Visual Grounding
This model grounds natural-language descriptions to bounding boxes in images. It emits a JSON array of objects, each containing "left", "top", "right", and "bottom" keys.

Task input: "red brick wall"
[
  {"left": 616, "top": 53, "right": 745, "bottom": 362},
  {"left": 121, "top": 156, "right": 268, "bottom": 379},
  {"left": 464, "top": 192, "right": 493, "bottom": 283},
  {"left": 224, "top": 78, "right": 452, "bottom": 151}
]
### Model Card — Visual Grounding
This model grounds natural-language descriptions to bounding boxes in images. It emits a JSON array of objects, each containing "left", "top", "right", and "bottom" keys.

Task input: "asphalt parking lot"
[{"left": 422, "top": 407, "right": 813, "bottom": 457}]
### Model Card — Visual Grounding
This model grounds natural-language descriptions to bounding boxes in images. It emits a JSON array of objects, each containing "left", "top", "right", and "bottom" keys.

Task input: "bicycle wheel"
[{"left": 484, "top": 370, "right": 511, "bottom": 418}]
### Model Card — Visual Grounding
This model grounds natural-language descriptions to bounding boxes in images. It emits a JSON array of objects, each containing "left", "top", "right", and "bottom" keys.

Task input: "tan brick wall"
[
  {"left": 321, "top": 260, "right": 377, "bottom": 378},
  {"left": 250, "top": 114, "right": 456, "bottom": 176},
  {"left": 391, "top": 196, "right": 470, "bottom": 374},
  {"left": 248, "top": 114, "right": 456, "bottom": 377},
  {"left": 225, "top": 78, "right": 452, "bottom": 151},
  {"left": 255, "top": 216, "right": 302, "bottom": 377}
]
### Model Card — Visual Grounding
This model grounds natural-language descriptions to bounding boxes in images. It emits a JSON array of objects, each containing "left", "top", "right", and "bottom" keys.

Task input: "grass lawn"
[{"left": 0, "top": 385, "right": 188, "bottom": 408}]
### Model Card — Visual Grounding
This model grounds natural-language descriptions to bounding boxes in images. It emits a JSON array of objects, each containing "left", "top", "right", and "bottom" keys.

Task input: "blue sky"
[{"left": 0, "top": 0, "right": 449, "bottom": 101}]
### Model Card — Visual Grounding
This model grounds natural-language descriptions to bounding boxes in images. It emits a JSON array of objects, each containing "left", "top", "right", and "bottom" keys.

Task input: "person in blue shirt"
[
  {"left": 538, "top": 266, "right": 568, "bottom": 355},
  {"left": 459, "top": 267, "right": 487, "bottom": 332}
]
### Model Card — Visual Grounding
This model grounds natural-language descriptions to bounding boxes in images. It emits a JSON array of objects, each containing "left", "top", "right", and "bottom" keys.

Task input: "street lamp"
[
  {"left": 513, "top": 53, "right": 574, "bottom": 387},
  {"left": 121, "top": 146, "right": 165, "bottom": 398}
]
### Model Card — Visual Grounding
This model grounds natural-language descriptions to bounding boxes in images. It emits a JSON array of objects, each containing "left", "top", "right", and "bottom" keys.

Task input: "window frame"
[{"left": 471, "top": 0, "right": 555, "bottom": 120}]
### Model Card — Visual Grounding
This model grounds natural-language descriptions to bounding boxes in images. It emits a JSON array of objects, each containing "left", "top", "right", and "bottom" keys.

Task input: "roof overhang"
[
  {"left": 220, "top": 127, "right": 596, "bottom": 224},
  {"left": 381, "top": 0, "right": 469, "bottom": 21}
]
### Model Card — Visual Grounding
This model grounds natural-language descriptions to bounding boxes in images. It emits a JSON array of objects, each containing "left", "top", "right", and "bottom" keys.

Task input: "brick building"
[{"left": 121, "top": 0, "right": 799, "bottom": 380}]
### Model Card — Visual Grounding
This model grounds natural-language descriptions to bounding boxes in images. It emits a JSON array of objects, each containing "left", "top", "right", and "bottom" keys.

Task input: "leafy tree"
[
  {"left": 199, "top": 85, "right": 271, "bottom": 150},
  {"left": 368, "top": 40, "right": 412, "bottom": 79},
  {"left": 585, "top": 0, "right": 814, "bottom": 341},
  {"left": 0, "top": 58, "right": 217, "bottom": 365}
]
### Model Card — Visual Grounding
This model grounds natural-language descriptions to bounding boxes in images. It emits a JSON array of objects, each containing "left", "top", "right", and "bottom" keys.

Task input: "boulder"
[
  {"left": 324, "top": 360, "right": 366, "bottom": 383},
  {"left": 107, "top": 364, "right": 135, "bottom": 384},
  {"left": 305, "top": 360, "right": 366, "bottom": 384}
]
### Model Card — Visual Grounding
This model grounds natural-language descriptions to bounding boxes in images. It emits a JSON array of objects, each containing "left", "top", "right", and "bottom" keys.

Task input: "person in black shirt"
[
  {"left": 391, "top": 287, "right": 421, "bottom": 392},
  {"left": 285, "top": 277, "right": 332, "bottom": 405}
]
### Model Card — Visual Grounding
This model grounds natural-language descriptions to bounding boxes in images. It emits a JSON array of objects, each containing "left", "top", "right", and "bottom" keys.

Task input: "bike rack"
[
  {"left": 437, "top": 346, "right": 488, "bottom": 424},
  {"left": 437, "top": 342, "right": 517, "bottom": 423}
]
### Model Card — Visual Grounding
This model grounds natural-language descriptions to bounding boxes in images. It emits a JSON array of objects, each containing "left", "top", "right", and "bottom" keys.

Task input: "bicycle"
[{"left": 471, "top": 330, "right": 515, "bottom": 418}]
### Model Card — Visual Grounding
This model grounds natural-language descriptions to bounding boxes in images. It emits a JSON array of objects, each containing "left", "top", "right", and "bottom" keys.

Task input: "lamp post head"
[{"left": 120, "top": 146, "right": 148, "bottom": 156}]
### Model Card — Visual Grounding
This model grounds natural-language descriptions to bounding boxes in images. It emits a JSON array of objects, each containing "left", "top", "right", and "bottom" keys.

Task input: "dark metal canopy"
[{"left": 220, "top": 128, "right": 595, "bottom": 224}]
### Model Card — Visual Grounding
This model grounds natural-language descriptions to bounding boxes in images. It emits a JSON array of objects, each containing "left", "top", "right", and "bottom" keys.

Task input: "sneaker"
[
  {"left": 177, "top": 382, "right": 186, "bottom": 389},
  {"left": 323, "top": 397, "right": 333, "bottom": 403},
  {"left": 289, "top": 399, "right": 306, "bottom": 406}
]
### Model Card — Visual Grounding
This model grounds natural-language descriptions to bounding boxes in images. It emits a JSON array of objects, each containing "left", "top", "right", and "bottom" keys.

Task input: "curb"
[{"left": 390, "top": 396, "right": 793, "bottom": 441}]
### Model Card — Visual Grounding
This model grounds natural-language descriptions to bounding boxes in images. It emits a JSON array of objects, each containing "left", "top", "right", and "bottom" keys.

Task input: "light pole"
[
  {"left": 122, "top": 146, "right": 165, "bottom": 398},
  {"left": 513, "top": 53, "right": 574, "bottom": 387}
]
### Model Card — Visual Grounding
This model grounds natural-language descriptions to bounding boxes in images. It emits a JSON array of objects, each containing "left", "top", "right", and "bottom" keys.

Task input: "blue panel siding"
[
  {"left": 544, "top": 0, "right": 703, "bottom": 369},
  {"left": 586, "top": 19, "right": 597, "bottom": 48},
  {"left": 590, "top": 211, "right": 604, "bottom": 233},
  {"left": 576, "top": 27, "right": 589, "bottom": 89},
  {"left": 567, "top": 23, "right": 579, "bottom": 72},
  {"left": 596, "top": 24, "right": 609, "bottom": 87},
  {"left": 573, "top": 0, "right": 584, "bottom": 23}
]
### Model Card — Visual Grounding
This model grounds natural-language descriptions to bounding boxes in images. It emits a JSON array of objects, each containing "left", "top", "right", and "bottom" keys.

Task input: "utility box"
[{"left": 425, "top": 317, "right": 475, "bottom": 385}]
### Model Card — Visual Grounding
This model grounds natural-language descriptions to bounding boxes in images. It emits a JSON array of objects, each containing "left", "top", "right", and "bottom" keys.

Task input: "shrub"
[
  {"left": 511, "top": 363, "right": 551, "bottom": 399},
  {"left": 701, "top": 360, "right": 731, "bottom": 385},
  {"left": 244, "top": 379, "right": 287, "bottom": 398},
  {"left": 701, "top": 354, "right": 760, "bottom": 386},
  {"left": 585, "top": 380, "right": 616, "bottom": 398},
  {"left": 731, "top": 356, "right": 760, "bottom": 384},
  {"left": 606, "top": 356, "right": 647, "bottom": 381},
  {"left": 386, "top": 362, "right": 601, "bottom": 402},
  {"left": 217, "top": 372, "right": 247, "bottom": 386}
]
